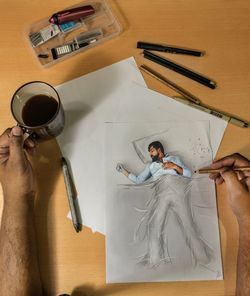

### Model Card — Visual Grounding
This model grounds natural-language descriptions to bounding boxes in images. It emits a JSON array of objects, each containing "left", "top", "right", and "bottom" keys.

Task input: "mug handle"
[{"left": 17, "top": 124, "right": 38, "bottom": 140}]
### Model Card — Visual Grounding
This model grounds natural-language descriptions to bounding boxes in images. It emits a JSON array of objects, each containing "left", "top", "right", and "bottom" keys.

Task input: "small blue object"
[{"left": 59, "top": 21, "right": 78, "bottom": 32}]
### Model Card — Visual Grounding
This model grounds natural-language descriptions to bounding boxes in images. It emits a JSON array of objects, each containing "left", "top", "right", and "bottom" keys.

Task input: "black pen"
[
  {"left": 143, "top": 50, "right": 217, "bottom": 89},
  {"left": 137, "top": 41, "right": 205, "bottom": 57},
  {"left": 61, "top": 157, "right": 82, "bottom": 233}
]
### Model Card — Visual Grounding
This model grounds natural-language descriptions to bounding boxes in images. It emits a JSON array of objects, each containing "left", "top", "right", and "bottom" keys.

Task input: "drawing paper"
[
  {"left": 105, "top": 122, "right": 223, "bottom": 283},
  {"left": 56, "top": 57, "right": 147, "bottom": 233},
  {"left": 56, "top": 57, "right": 228, "bottom": 234}
]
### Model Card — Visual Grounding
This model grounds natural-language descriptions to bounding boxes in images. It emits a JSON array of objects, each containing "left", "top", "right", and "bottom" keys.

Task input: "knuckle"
[
  {"left": 232, "top": 153, "right": 250, "bottom": 165},
  {"left": 1, "top": 128, "right": 12, "bottom": 138},
  {"left": 222, "top": 169, "right": 233, "bottom": 176},
  {"left": 232, "top": 152, "right": 242, "bottom": 159},
  {"left": 5, "top": 128, "right": 12, "bottom": 134}
]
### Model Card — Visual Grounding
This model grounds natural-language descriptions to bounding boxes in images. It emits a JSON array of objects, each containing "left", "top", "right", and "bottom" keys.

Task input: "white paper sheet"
[
  {"left": 56, "top": 57, "right": 147, "bottom": 233},
  {"left": 56, "top": 57, "right": 228, "bottom": 234},
  {"left": 115, "top": 83, "right": 227, "bottom": 156},
  {"left": 105, "top": 122, "right": 223, "bottom": 283}
]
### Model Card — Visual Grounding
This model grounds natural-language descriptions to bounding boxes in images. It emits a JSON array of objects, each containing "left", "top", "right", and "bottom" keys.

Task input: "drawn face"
[{"left": 149, "top": 146, "right": 160, "bottom": 162}]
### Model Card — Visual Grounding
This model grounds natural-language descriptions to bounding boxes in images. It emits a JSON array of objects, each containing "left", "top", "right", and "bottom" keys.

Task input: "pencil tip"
[{"left": 61, "top": 157, "right": 67, "bottom": 166}]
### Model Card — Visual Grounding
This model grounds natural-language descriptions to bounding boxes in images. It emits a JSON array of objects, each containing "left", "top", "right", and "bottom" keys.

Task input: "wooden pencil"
[{"left": 195, "top": 167, "right": 250, "bottom": 174}]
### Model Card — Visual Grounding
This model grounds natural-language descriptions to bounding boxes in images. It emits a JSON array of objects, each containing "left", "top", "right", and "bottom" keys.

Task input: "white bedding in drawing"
[
  {"left": 120, "top": 175, "right": 214, "bottom": 268},
  {"left": 105, "top": 122, "right": 223, "bottom": 283}
]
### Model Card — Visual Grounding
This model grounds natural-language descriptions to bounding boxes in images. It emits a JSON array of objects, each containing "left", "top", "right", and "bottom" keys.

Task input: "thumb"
[
  {"left": 9, "top": 126, "right": 25, "bottom": 163},
  {"left": 221, "top": 169, "right": 246, "bottom": 195}
]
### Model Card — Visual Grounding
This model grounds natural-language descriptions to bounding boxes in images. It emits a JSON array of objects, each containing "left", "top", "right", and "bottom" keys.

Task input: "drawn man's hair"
[{"left": 148, "top": 141, "right": 164, "bottom": 154}]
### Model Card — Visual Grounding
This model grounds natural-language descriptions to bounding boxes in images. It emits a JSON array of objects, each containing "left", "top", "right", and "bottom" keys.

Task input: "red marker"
[{"left": 49, "top": 5, "right": 95, "bottom": 25}]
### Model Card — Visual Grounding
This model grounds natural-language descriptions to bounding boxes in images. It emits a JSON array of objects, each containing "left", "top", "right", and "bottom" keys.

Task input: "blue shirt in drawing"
[{"left": 128, "top": 154, "right": 192, "bottom": 184}]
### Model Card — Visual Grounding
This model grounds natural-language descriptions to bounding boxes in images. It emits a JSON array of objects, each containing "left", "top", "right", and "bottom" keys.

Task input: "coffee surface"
[{"left": 22, "top": 94, "right": 58, "bottom": 126}]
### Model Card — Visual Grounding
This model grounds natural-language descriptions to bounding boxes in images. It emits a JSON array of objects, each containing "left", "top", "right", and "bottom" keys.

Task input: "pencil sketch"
[
  {"left": 116, "top": 140, "right": 214, "bottom": 269},
  {"left": 105, "top": 122, "right": 223, "bottom": 283}
]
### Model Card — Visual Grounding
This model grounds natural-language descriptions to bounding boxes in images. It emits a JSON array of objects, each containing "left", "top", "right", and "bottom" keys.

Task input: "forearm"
[
  {"left": 236, "top": 219, "right": 250, "bottom": 296},
  {"left": 174, "top": 165, "right": 183, "bottom": 175},
  {"left": 0, "top": 194, "right": 42, "bottom": 296},
  {"left": 118, "top": 164, "right": 151, "bottom": 184}
]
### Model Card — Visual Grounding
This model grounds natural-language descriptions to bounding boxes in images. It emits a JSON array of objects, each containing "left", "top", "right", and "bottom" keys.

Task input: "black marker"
[
  {"left": 137, "top": 41, "right": 205, "bottom": 57},
  {"left": 143, "top": 50, "right": 217, "bottom": 89}
]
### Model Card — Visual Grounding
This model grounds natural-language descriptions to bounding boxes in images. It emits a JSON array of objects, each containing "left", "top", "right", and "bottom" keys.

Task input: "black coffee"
[{"left": 22, "top": 94, "right": 58, "bottom": 127}]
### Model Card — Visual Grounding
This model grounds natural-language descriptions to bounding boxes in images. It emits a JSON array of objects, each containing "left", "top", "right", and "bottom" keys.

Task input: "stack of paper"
[{"left": 56, "top": 57, "right": 227, "bottom": 283}]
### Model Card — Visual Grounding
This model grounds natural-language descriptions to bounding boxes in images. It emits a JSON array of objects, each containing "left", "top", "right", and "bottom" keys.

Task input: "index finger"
[
  {"left": 211, "top": 153, "right": 250, "bottom": 170},
  {"left": 0, "top": 128, "right": 37, "bottom": 156},
  {"left": 0, "top": 128, "right": 12, "bottom": 146}
]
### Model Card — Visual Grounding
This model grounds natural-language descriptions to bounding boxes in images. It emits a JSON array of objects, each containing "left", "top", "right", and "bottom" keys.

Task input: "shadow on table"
[{"left": 70, "top": 283, "right": 131, "bottom": 296}]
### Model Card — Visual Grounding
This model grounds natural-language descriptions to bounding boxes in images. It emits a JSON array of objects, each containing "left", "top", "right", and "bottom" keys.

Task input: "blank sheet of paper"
[{"left": 56, "top": 57, "right": 147, "bottom": 233}]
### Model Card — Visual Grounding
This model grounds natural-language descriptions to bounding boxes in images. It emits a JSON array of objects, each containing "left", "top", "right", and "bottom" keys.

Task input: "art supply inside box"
[{"left": 26, "top": 0, "right": 122, "bottom": 67}]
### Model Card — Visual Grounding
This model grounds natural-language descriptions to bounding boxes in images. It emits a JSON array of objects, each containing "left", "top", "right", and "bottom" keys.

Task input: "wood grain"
[{"left": 0, "top": 1, "right": 249, "bottom": 295}]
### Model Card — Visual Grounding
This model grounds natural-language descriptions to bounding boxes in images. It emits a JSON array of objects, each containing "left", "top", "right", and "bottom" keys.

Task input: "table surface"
[{"left": 0, "top": 1, "right": 250, "bottom": 295}]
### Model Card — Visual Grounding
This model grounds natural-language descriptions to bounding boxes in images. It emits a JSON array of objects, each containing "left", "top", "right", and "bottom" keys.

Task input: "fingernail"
[{"left": 12, "top": 126, "right": 22, "bottom": 136}]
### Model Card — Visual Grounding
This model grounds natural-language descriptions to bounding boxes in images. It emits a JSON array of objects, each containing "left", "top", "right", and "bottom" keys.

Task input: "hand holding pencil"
[
  {"left": 205, "top": 153, "right": 250, "bottom": 185},
  {"left": 207, "top": 153, "right": 250, "bottom": 223},
  {"left": 196, "top": 166, "right": 250, "bottom": 174}
]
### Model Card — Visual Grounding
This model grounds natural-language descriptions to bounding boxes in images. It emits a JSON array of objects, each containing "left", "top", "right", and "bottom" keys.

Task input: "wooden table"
[{"left": 0, "top": 1, "right": 250, "bottom": 295}]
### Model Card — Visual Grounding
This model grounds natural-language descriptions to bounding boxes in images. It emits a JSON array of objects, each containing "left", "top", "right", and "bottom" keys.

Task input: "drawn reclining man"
[
  {"left": 116, "top": 141, "right": 192, "bottom": 183},
  {"left": 116, "top": 141, "right": 213, "bottom": 267}
]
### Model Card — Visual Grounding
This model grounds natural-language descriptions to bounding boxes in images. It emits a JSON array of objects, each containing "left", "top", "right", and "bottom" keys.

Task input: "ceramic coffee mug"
[{"left": 11, "top": 81, "right": 65, "bottom": 139}]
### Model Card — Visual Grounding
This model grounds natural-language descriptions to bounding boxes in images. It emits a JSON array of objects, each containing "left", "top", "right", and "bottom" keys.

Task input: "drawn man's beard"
[{"left": 151, "top": 155, "right": 159, "bottom": 162}]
